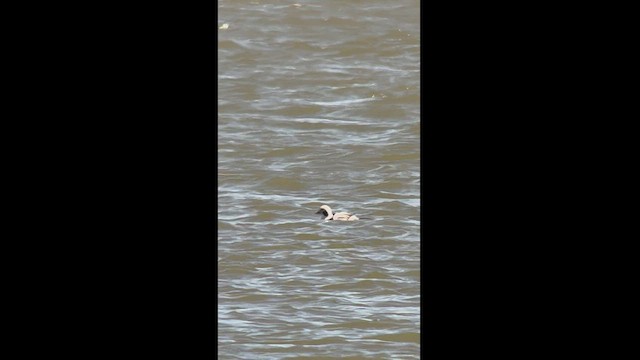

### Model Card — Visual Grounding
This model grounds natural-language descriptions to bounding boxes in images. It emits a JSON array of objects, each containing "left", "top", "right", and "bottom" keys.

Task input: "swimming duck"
[{"left": 316, "top": 204, "right": 359, "bottom": 221}]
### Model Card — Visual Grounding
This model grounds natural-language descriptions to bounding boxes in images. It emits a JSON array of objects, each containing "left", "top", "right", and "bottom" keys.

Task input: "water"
[{"left": 218, "top": 1, "right": 420, "bottom": 358}]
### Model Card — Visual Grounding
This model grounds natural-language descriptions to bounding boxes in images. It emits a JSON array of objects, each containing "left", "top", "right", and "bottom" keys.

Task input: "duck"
[{"left": 316, "top": 204, "right": 359, "bottom": 221}]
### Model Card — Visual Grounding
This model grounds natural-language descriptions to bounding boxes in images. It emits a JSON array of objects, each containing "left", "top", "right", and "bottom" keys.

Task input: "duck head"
[{"left": 315, "top": 204, "right": 334, "bottom": 220}]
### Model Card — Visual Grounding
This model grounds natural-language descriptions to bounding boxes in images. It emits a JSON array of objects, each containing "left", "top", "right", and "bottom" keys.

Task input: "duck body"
[{"left": 315, "top": 204, "right": 359, "bottom": 221}]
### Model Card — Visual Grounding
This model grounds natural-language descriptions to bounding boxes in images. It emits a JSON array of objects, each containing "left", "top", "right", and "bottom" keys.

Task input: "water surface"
[{"left": 219, "top": 1, "right": 420, "bottom": 358}]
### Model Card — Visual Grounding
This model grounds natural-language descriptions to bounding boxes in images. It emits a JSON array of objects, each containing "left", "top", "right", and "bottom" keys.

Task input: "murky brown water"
[{"left": 218, "top": 1, "right": 420, "bottom": 358}]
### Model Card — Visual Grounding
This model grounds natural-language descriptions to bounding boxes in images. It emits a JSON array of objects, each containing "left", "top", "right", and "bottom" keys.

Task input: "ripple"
[
  {"left": 365, "top": 332, "right": 420, "bottom": 344},
  {"left": 219, "top": 0, "right": 420, "bottom": 358}
]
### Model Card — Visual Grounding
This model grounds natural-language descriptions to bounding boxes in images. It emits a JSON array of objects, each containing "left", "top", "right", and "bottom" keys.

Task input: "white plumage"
[{"left": 315, "top": 204, "right": 359, "bottom": 221}]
